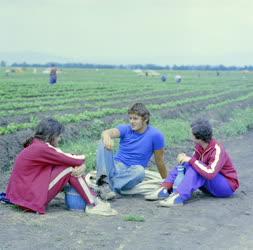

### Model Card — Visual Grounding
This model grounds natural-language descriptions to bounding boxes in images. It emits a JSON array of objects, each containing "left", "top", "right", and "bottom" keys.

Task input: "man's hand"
[
  {"left": 103, "top": 133, "right": 114, "bottom": 150},
  {"left": 102, "top": 128, "right": 120, "bottom": 150},
  {"left": 177, "top": 153, "right": 191, "bottom": 164},
  {"left": 72, "top": 164, "right": 86, "bottom": 177}
]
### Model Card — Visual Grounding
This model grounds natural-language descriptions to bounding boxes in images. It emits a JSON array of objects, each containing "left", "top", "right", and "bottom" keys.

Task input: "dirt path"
[{"left": 1, "top": 131, "right": 253, "bottom": 250}]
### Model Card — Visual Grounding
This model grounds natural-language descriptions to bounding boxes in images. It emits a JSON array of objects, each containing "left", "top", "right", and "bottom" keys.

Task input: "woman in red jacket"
[
  {"left": 6, "top": 118, "right": 116, "bottom": 215},
  {"left": 146, "top": 118, "right": 240, "bottom": 206}
]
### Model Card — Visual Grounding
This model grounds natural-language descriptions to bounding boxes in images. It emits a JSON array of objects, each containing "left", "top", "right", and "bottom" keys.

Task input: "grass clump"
[
  {"left": 216, "top": 108, "right": 253, "bottom": 137},
  {"left": 123, "top": 214, "right": 145, "bottom": 222}
]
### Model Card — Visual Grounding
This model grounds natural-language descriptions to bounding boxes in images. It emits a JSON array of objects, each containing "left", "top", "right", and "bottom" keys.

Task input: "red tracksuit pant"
[{"left": 47, "top": 166, "right": 96, "bottom": 206}]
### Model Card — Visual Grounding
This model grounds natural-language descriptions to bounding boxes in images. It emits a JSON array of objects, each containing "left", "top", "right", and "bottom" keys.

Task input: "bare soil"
[{"left": 1, "top": 131, "right": 252, "bottom": 250}]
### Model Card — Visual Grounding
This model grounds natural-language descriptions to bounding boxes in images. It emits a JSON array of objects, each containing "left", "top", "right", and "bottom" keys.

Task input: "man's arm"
[
  {"left": 102, "top": 128, "right": 120, "bottom": 150},
  {"left": 154, "top": 149, "right": 168, "bottom": 179}
]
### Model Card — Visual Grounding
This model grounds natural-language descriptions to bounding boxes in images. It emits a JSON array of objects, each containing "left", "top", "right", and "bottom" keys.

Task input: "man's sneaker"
[
  {"left": 86, "top": 200, "right": 118, "bottom": 216},
  {"left": 98, "top": 183, "right": 117, "bottom": 201},
  {"left": 144, "top": 187, "right": 170, "bottom": 201},
  {"left": 159, "top": 193, "right": 184, "bottom": 207}
]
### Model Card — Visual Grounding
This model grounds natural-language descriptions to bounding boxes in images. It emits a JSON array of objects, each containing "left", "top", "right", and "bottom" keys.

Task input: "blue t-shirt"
[{"left": 114, "top": 124, "right": 165, "bottom": 168}]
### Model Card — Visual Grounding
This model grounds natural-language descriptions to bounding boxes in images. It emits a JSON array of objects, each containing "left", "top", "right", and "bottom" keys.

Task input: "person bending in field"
[
  {"left": 6, "top": 118, "right": 117, "bottom": 216},
  {"left": 146, "top": 118, "right": 240, "bottom": 206},
  {"left": 49, "top": 65, "right": 57, "bottom": 84},
  {"left": 96, "top": 103, "right": 168, "bottom": 200}
]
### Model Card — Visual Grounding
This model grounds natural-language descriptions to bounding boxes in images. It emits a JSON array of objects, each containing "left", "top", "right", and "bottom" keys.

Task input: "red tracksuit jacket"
[
  {"left": 189, "top": 139, "right": 239, "bottom": 191},
  {"left": 6, "top": 139, "right": 84, "bottom": 213}
]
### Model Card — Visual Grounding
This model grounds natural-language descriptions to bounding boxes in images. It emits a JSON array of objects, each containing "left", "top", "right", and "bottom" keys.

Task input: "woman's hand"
[
  {"left": 71, "top": 164, "right": 86, "bottom": 177},
  {"left": 177, "top": 153, "right": 191, "bottom": 164}
]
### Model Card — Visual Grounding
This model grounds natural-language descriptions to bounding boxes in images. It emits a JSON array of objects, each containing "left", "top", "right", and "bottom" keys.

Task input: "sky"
[{"left": 1, "top": 0, "right": 253, "bottom": 66}]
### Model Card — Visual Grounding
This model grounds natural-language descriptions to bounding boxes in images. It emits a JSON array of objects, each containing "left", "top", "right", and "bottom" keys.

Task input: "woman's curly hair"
[{"left": 191, "top": 118, "right": 213, "bottom": 143}]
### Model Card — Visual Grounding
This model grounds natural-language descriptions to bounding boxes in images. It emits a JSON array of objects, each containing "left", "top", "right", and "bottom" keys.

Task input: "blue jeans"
[{"left": 96, "top": 142, "right": 145, "bottom": 193}]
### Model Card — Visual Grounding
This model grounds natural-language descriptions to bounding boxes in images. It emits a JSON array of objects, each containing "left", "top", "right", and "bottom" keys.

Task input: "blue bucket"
[{"left": 65, "top": 185, "right": 87, "bottom": 212}]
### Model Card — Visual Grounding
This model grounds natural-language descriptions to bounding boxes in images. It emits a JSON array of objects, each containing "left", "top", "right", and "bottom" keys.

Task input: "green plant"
[
  {"left": 216, "top": 108, "right": 253, "bottom": 137},
  {"left": 153, "top": 118, "right": 191, "bottom": 146},
  {"left": 123, "top": 214, "right": 145, "bottom": 222}
]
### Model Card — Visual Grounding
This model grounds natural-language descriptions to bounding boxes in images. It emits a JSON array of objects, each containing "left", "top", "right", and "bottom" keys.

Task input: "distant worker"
[
  {"left": 175, "top": 75, "right": 182, "bottom": 83},
  {"left": 5, "top": 69, "right": 10, "bottom": 77},
  {"left": 161, "top": 74, "right": 168, "bottom": 82},
  {"left": 49, "top": 65, "right": 57, "bottom": 84}
]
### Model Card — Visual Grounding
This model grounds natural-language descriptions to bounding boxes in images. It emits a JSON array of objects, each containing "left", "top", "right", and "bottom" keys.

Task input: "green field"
[{"left": 1, "top": 68, "right": 253, "bottom": 171}]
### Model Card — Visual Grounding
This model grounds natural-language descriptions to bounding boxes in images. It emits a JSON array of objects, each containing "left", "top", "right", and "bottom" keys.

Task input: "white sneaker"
[
  {"left": 159, "top": 193, "right": 184, "bottom": 207},
  {"left": 144, "top": 187, "right": 170, "bottom": 201},
  {"left": 86, "top": 200, "right": 118, "bottom": 216}
]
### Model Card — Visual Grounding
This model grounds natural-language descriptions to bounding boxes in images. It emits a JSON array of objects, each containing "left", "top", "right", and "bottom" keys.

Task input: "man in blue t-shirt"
[{"left": 96, "top": 103, "right": 167, "bottom": 200}]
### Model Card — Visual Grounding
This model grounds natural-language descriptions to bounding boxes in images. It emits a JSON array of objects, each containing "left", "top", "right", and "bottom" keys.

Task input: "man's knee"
[
  {"left": 118, "top": 167, "right": 145, "bottom": 191},
  {"left": 97, "top": 141, "right": 114, "bottom": 159},
  {"left": 132, "top": 166, "right": 145, "bottom": 181},
  {"left": 97, "top": 141, "right": 105, "bottom": 154}
]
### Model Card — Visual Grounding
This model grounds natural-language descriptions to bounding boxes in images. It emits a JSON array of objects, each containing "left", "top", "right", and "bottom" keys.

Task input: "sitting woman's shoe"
[
  {"left": 144, "top": 187, "right": 170, "bottom": 201},
  {"left": 86, "top": 199, "right": 118, "bottom": 216},
  {"left": 159, "top": 193, "right": 184, "bottom": 207}
]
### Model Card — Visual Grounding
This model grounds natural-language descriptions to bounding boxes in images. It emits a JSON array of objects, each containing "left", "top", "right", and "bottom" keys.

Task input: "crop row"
[
  {"left": 0, "top": 82, "right": 249, "bottom": 120},
  {"left": 207, "top": 92, "right": 253, "bottom": 109},
  {"left": 1, "top": 87, "right": 251, "bottom": 135},
  {"left": 0, "top": 86, "right": 192, "bottom": 111},
  {"left": 2, "top": 77, "right": 251, "bottom": 113},
  {"left": 2, "top": 69, "right": 249, "bottom": 101},
  {"left": 0, "top": 87, "right": 218, "bottom": 117}
]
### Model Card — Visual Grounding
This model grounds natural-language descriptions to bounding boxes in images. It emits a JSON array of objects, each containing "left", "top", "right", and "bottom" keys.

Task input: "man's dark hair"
[
  {"left": 23, "top": 118, "right": 64, "bottom": 147},
  {"left": 128, "top": 103, "right": 150, "bottom": 124},
  {"left": 191, "top": 118, "right": 213, "bottom": 143}
]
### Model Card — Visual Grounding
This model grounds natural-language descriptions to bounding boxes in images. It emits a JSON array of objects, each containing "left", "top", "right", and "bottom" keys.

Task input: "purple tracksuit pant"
[{"left": 164, "top": 163, "right": 234, "bottom": 202}]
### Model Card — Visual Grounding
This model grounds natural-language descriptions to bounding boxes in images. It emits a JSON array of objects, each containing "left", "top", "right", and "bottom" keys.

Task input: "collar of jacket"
[{"left": 195, "top": 139, "right": 217, "bottom": 156}]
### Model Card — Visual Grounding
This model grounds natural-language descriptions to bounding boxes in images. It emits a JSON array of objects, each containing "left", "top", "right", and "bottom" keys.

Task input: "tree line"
[{"left": 1, "top": 60, "right": 253, "bottom": 71}]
